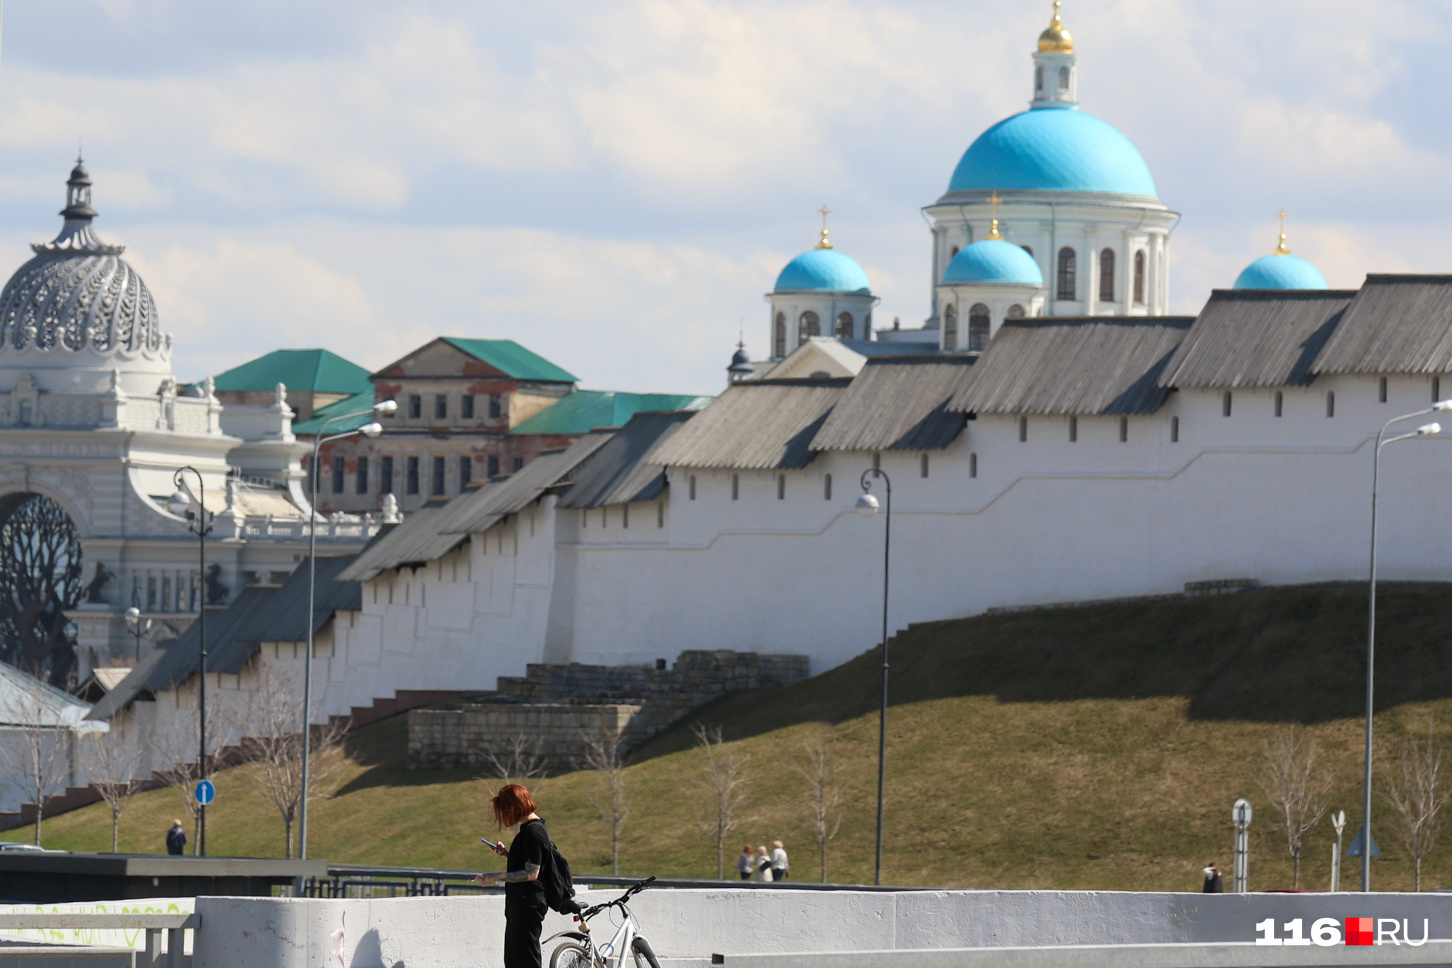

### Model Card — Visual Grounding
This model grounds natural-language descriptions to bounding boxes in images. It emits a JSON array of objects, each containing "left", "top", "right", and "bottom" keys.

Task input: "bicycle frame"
[{"left": 543, "top": 903, "right": 639, "bottom": 968}]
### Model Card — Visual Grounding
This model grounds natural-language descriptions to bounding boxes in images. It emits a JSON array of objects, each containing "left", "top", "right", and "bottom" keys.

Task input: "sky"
[{"left": 0, "top": 0, "right": 1444, "bottom": 396}]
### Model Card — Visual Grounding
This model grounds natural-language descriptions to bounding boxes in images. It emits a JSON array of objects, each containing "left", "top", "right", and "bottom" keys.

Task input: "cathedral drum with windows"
[
  {"left": 923, "top": 0, "right": 1176, "bottom": 332},
  {"left": 765, "top": 210, "right": 879, "bottom": 360}
]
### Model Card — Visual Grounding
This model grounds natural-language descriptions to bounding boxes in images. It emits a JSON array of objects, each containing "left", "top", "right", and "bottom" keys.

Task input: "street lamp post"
[
  {"left": 854, "top": 467, "right": 892, "bottom": 885},
  {"left": 297, "top": 400, "right": 393, "bottom": 861},
  {"left": 1360, "top": 402, "right": 1449, "bottom": 891},
  {"left": 168, "top": 467, "right": 212, "bottom": 855},
  {"left": 123, "top": 598, "right": 151, "bottom": 662}
]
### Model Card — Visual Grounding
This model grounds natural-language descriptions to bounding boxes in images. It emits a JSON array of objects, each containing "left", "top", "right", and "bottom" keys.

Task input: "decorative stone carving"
[
  {"left": 204, "top": 563, "right": 228, "bottom": 606},
  {"left": 380, "top": 493, "right": 402, "bottom": 524},
  {"left": 84, "top": 561, "right": 114, "bottom": 603}
]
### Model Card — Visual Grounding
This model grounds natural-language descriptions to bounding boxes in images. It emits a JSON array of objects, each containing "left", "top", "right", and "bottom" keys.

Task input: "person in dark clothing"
[
  {"left": 166, "top": 820, "right": 186, "bottom": 856},
  {"left": 1202, "top": 863, "right": 1223, "bottom": 893},
  {"left": 476, "top": 784, "right": 578, "bottom": 968}
]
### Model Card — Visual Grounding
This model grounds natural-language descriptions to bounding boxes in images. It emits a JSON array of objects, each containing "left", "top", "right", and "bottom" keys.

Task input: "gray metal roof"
[
  {"left": 337, "top": 434, "right": 612, "bottom": 580},
  {"left": 558, "top": 411, "right": 696, "bottom": 509},
  {"left": 0, "top": 663, "right": 99, "bottom": 729},
  {"left": 810, "top": 357, "right": 974, "bottom": 452},
  {"left": 1158, "top": 289, "right": 1354, "bottom": 389},
  {"left": 646, "top": 379, "right": 850, "bottom": 470},
  {"left": 949, "top": 317, "right": 1194, "bottom": 416},
  {"left": 87, "top": 554, "right": 361, "bottom": 721},
  {"left": 1312, "top": 275, "right": 1452, "bottom": 375},
  {"left": 439, "top": 433, "right": 612, "bottom": 534}
]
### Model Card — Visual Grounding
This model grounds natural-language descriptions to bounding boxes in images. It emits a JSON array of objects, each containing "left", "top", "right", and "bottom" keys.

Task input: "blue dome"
[
  {"left": 942, "top": 239, "right": 1044, "bottom": 287},
  {"left": 948, "top": 108, "right": 1157, "bottom": 197},
  {"left": 774, "top": 248, "right": 871, "bottom": 293},
  {"left": 1233, "top": 254, "right": 1328, "bottom": 291}
]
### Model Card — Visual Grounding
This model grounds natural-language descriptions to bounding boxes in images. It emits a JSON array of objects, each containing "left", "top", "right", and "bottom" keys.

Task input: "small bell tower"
[{"left": 1031, "top": 1, "right": 1077, "bottom": 109}]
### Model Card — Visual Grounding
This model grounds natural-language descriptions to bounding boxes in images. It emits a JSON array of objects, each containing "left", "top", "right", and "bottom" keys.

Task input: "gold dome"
[{"left": 1038, "top": 0, "right": 1074, "bottom": 53}]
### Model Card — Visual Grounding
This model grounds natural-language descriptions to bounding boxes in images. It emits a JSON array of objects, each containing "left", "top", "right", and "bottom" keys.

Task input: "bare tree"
[
  {"left": 693, "top": 723, "right": 753, "bottom": 879},
  {"left": 482, "top": 733, "right": 547, "bottom": 791},
  {"left": 238, "top": 664, "right": 348, "bottom": 858},
  {"left": 149, "top": 697, "right": 232, "bottom": 856},
  {"left": 0, "top": 494, "right": 85, "bottom": 687},
  {"left": 1386, "top": 713, "right": 1450, "bottom": 891},
  {"left": 79, "top": 724, "right": 142, "bottom": 852},
  {"left": 793, "top": 732, "right": 846, "bottom": 882},
  {"left": 579, "top": 728, "right": 631, "bottom": 874},
  {"left": 1257, "top": 726, "right": 1333, "bottom": 889},
  {"left": 0, "top": 684, "right": 77, "bottom": 847}
]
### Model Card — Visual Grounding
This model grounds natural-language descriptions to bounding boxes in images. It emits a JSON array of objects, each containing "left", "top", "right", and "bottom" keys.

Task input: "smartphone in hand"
[{"left": 481, "top": 837, "right": 508, "bottom": 856}]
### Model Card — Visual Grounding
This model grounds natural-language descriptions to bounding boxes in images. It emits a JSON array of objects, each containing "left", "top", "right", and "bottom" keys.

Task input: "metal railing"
[
  {"left": 305, "top": 864, "right": 923, "bottom": 899},
  {"left": 0, "top": 912, "right": 198, "bottom": 967}
]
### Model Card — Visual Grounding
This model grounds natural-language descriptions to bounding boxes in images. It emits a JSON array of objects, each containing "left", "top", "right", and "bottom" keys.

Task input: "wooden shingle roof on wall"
[
  {"left": 1312, "top": 275, "right": 1452, "bottom": 375},
  {"left": 646, "top": 379, "right": 850, "bottom": 470},
  {"left": 1159, "top": 289, "right": 1356, "bottom": 389},
  {"left": 810, "top": 357, "right": 974, "bottom": 452},
  {"left": 949, "top": 317, "right": 1194, "bottom": 416}
]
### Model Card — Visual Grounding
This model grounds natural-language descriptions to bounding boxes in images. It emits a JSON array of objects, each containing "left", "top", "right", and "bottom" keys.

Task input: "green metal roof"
[
  {"left": 292, "top": 391, "right": 376, "bottom": 435},
  {"left": 211, "top": 349, "right": 373, "bottom": 396},
  {"left": 510, "top": 390, "right": 711, "bottom": 436},
  {"left": 442, "top": 338, "right": 579, "bottom": 383}
]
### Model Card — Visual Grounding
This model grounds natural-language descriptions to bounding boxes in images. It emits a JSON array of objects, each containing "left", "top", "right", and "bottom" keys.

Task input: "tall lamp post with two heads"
[
  {"left": 854, "top": 466, "right": 892, "bottom": 885},
  {"left": 1360, "top": 401, "right": 1450, "bottom": 891},
  {"left": 298, "top": 400, "right": 393, "bottom": 861},
  {"left": 123, "top": 594, "right": 151, "bottom": 662},
  {"left": 167, "top": 467, "right": 213, "bottom": 855}
]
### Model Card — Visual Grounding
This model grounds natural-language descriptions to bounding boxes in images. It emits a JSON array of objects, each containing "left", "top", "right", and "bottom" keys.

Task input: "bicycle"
[{"left": 545, "top": 876, "right": 662, "bottom": 968}]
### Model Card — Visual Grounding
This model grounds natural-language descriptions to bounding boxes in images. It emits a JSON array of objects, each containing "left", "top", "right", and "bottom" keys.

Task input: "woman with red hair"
[{"left": 476, "top": 784, "right": 576, "bottom": 968}]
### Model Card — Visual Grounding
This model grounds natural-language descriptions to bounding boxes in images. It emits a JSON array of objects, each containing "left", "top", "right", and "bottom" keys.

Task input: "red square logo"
[{"left": 1346, "top": 918, "right": 1374, "bottom": 946}]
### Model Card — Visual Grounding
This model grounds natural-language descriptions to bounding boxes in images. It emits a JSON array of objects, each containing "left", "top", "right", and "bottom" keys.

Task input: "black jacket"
[{"left": 166, "top": 826, "right": 186, "bottom": 855}]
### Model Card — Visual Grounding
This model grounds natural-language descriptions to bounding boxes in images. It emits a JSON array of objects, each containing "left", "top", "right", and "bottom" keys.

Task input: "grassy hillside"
[{"left": 25, "top": 583, "right": 1452, "bottom": 891}]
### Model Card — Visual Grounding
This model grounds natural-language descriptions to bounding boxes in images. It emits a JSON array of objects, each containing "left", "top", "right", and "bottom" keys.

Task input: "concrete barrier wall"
[
  {"left": 0, "top": 898, "right": 194, "bottom": 951},
  {"left": 192, "top": 889, "right": 1452, "bottom": 968}
]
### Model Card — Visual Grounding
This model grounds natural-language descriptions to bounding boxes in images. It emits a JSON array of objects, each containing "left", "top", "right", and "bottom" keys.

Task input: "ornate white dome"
[{"left": 0, "top": 162, "right": 169, "bottom": 368}]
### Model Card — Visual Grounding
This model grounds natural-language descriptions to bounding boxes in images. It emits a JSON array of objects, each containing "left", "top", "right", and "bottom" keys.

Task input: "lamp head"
[
  {"left": 374, "top": 399, "right": 398, "bottom": 414},
  {"left": 359, "top": 422, "right": 383, "bottom": 438},
  {"left": 1417, "top": 422, "right": 1442, "bottom": 437},
  {"left": 854, "top": 492, "right": 880, "bottom": 516},
  {"left": 1435, "top": 400, "right": 1452, "bottom": 412},
  {"left": 166, "top": 490, "right": 190, "bottom": 517},
  {"left": 124, "top": 606, "right": 140, "bottom": 622}
]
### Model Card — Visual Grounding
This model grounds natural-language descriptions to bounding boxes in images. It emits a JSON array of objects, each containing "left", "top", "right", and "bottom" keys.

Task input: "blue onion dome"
[
  {"left": 0, "top": 160, "right": 165, "bottom": 357},
  {"left": 1233, "top": 233, "right": 1328, "bottom": 290},
  {"left": 948, "top": 109, "right": 1157, "bottom": 197},
  {"left": 774, "top": 248, "right": 871, "bottom": 293},
  {"left": 943, "top": 234, "right": 1044, "bottom": 287}
]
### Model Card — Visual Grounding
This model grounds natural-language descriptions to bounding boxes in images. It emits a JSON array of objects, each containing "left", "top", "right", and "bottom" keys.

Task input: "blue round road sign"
[{"left": 194, "top": 780, "right": 215, "bottom": 806}]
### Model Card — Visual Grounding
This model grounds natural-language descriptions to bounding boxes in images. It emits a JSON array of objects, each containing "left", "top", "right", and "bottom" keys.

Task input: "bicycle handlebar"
[{"left": 578, "top": 877, "right": 656, "bottom": 920}]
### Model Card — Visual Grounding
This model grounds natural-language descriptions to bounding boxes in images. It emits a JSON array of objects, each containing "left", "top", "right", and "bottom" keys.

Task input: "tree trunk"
[
  {"left": 1292, "top": 852, "right": 1300, "bottom": 890},
  {"left": 1415, "top": 858, "right": 1422, "bottom": 892},
  {"left": 111, "top": 811, "right": 120, "bottom": 853},
  {"left": 716, "top": 837, "right": 724, "bottom": 879},
  {"left": 611, "top": 832, "right": 619, "bottom": 876},
  {"left": 285, "top": 819, "right": 294, "bottom": 860},
  {"left": 820, "top": 839, "right": 827, "bottom": 883},
  {"left": 32, "top": 806, "right": 41, "bottom": 847}
]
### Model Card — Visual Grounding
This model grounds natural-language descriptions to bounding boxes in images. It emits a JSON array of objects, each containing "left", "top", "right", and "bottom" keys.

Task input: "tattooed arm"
[{"left": 475, "top": 863, "right": 540, "bottom": 887}]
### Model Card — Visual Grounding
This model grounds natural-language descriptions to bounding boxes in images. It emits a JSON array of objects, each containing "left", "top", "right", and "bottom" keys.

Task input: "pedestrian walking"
[
  {"left": 752, "top": 845, "right": 774, "bottom": 882},
  {"left": 1202, "top": 863, "right": 1223, "bottom": 893},
  {"left": 736, "top": 844, "right": 755, "bottom": 880},
  {"left": 475, "top": 783, "right": 580, "bottom": 968},
  {"left": 166, "top": 820, "right": 186, "bottom": 856},
  {"left": 770, "top": 840, "right": 789, "bottom": 881}
]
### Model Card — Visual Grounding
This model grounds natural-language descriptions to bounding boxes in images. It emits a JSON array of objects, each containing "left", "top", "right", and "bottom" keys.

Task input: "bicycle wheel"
[
  {"left": 552, "top": 942, "right": 595, "bottom": 968},
  {"left": 632, "top": 937, "right": 662, "bottom": 968}
]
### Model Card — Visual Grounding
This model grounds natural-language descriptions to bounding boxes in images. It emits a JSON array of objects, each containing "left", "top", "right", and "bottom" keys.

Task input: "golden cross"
[
  {"left": 1052, "top": 0, "right": 1062, "bottom": 22},
  {"left": 819, "top": 204, "right": 831, "bottom": 233},
  {"left": 1274, "top": 208, "right": 1290, "bottom": 254},
  {"left": 1276, "top": 208, "right": 1288, "bottom": 235},
  {"left": 988, "top": 192, "right": 1001, "bottom": 222}
]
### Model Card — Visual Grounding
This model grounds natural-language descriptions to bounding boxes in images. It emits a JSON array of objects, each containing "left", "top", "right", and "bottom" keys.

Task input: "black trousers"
[
  {"left": 773, "top": 867, "right": 787, "bottom": 881},
  {"left": 504, "top": 902, "right": 547, "bottom": 968}
]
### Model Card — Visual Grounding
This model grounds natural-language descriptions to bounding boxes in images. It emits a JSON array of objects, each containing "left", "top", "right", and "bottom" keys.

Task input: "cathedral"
[{"left": 748, "top": 1, "right": 1326, "bottom": 377}]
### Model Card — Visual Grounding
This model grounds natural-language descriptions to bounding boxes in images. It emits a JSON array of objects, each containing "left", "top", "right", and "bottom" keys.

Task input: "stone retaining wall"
[{"left": 406, "top": 650, "right": 808, "bottom": 770}]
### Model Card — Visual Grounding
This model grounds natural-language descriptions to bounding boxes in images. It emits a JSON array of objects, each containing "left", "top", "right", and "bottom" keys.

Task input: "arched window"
[
  {"left": 773, "top": 312, "right": 786, "bottom": 357},
  {"left": 943, "top": 304, "right": 958, "bottom": 350},
  {"left": 1274, "top": 391, "right": 1283, "bottom": 417},
  {"left": 1222, "top": 391, "right": 1233, "bottom": 417},
  {"left": 1035, "top": 65, "right": 1043, "bottom": 93},
  {"left": 1019, "top": 416, "right": 1028, "bottom": 442},
  {"left": 835, "top": 312, "right": 854, "bottom": 339},
  {"left": 950, "top": 245, "right": 960, "bottom": 258},
  {"left": 823, "top": 474, "right": 832, "bottom": 500},
  {"left": 969, "top": 452, "right": 978, "bottom": 478},
  {"left": 1133, "top": 250, "right": 1146, "bottom": 305},
  {"left": 798, "top": 310, "right": 820, "bottom": 342},
  {"left": 1326, "top": 391, "right": 1335, "bottom": 418},
  {"left": 968, "top": 304, "right": 990, "bottom": 352},
  {"left": 1099, "top": 248, "right": 1116, "bottom": 302},
  {"left": 688, "top": 475, "right": 696, "bottom": 500},
  {"left": 920, "top": 453, "right": 929, "bottom": 478},
  {"left": 1021, "top": 245, "right": 1033, "bottom": 259},
  {"left": 1006, "top": 304, "right": 1026, "bottom": 318},
  {"left": 1058, "top": 66, "right": 1070, "bottom": 92},
  {"left": 1119, "top": 416, "right": 1128, "bottom": 442},
  {"left": 777, "top": 474, "right": 786, "bottom": 499},
  {"left": 731, "top": 474, "right": 739, "bottom": 500},
  {"left": 865, "top": 312, "right": 872, "bottom": 332},
  {"left": 1056, "top": 248, "right": 1076, "bottom": 300},
  {"left": 1069, "top": 416, "right": 1077, "bottom": 442},
  {"left": 1171, "top": 416, "right": 1179, "bottom": 442},
  {"left": 1379, "top": 377, "right": 1388, "bottom": 403}
]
